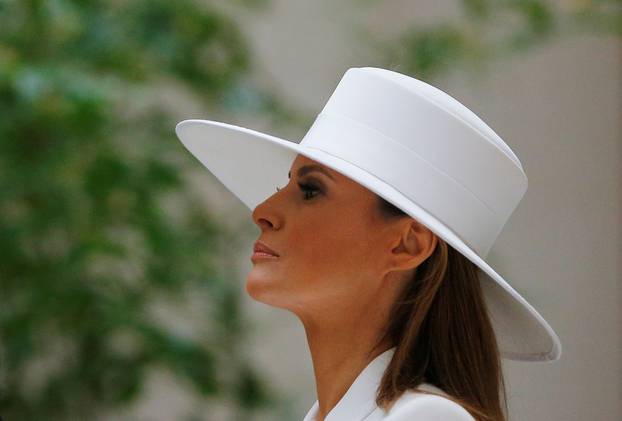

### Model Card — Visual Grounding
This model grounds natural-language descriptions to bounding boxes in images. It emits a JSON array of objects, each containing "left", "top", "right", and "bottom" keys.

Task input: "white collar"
[{"left": 302, "top": 347, "right": 396, "bottom": 421}]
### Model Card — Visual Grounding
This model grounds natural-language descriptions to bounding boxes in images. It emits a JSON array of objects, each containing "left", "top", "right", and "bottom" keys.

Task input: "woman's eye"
[
  {"left": 298, "top": 182, "right": 320, "bottom": 200},
  {"left": 275, "top": 182, "right": 320, "bottom": 200}
]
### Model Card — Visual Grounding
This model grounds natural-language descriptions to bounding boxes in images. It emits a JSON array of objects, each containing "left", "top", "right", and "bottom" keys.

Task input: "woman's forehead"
[
  {"left": 293, "top": 154, "right": 321, "bottom": 167},
  {"left": 293, "top": 158, "right": 354, "bottom": 187},
  {"left": 291, "top": 155, "right": 334, "bottom": 176}
]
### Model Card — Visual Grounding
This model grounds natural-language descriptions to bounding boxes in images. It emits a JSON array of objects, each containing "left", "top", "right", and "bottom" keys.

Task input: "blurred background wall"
[{"left": 0, "top": 1, "right": 619, "bottom": 420}]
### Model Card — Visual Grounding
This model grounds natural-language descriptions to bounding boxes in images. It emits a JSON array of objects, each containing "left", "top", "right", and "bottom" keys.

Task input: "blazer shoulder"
[{"left": 383, "top": 389, "right": 476, "bottom": 421}]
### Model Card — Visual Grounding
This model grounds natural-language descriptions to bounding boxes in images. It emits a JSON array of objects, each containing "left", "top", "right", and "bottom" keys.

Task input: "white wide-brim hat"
[{"left": 175, "top": 66, "right": 562, "bottom": 362}]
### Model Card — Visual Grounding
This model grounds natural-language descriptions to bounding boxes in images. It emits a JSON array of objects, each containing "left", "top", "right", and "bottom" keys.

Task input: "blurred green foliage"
[
  {"left": 0, "top": 0, "right": 288, "bottom": 419},
  {"left": 373, "top": 0, "right": 622, "bottom": 81}
]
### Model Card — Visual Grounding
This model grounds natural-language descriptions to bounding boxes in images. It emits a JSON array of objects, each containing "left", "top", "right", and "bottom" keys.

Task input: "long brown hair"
[{"left": 371, "top": 195, "right": 508, "bottom": 421}]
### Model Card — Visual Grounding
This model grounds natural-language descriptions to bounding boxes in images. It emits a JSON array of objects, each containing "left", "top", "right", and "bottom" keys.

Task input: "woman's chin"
[
  {"left": 245, "top": 275, "right": 302, "bottom": 313},
  {"left": 245, "top": 273, "right": 279, "bottom": 304}
]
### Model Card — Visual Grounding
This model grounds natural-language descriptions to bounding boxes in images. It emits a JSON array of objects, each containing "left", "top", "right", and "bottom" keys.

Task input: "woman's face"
[{"left": 247, "top": 154, "right": 435, "bottom": 317}]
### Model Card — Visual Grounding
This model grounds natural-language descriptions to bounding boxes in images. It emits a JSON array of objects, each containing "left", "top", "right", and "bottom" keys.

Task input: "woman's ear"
[{"left": 390, "top": 218, "right": 438, "bottom": 272}]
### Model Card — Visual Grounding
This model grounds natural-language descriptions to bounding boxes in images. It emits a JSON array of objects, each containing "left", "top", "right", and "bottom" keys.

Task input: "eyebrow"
[{"left": 288, "top": 164, "right": 335, "bottom": 181}]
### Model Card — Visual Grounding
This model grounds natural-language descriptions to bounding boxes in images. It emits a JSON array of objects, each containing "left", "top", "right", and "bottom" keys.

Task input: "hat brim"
[{"left": 175, "top": 119, "right": 562, "bottom": 362}]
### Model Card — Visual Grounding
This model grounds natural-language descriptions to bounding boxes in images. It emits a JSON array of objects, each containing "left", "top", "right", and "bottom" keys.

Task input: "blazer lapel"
[{"left": 302, "top": 348, "right": 396, "bottom": 421}]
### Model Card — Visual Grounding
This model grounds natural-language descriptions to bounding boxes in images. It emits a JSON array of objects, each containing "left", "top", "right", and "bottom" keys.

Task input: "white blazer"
[{"left": 302, "top": 347, "right": 475, "bottom": 421}]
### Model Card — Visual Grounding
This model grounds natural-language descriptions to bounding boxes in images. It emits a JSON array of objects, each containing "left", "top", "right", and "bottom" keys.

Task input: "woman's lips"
[
  {"left": 253, "top": 241, "right": 279, "bottom": 256},
  {"left": 250, "top": 251, "right": 279, "bottom": 263},
  {"left": 251, "top": 241, "right": 280, "bottom": 263}
]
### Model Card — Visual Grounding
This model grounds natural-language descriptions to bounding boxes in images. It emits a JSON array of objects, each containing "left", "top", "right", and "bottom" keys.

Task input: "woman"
[{"left": 175, "top": 67, "right": 562, "bottom": 421}]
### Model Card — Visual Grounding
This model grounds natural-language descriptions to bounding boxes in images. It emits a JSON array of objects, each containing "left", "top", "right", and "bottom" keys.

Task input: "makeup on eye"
[
  {"left": 297, "top": 180, "right": 321, "bottom": 200},
  {"left": 276, "top": 176, "right": 326, "bottom": 200},
  {"left": 275, "top": 177, "right": 323, "bottom": 198},
  {"left": 287, "top": 165, "right": 335, "bottom": 182}
]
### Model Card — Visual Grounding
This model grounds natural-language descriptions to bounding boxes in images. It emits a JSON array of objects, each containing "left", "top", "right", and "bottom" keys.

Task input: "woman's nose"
[
  {"left": 252, "top": 182, "right": 290, "bottom": 229},
  {"left": 255, "top": 216, "right": 274, "bottom": 230},
  {"left": 252, "top": 200, "right": 278, "bottom": 230}
]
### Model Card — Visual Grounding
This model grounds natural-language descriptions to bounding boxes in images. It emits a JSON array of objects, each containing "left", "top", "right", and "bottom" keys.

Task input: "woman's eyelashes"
[
  {"left": 275, "top": 179, "right": 322, "bottom": 200},
  {"left": 298, "top": 181, "right": 321, "bottom": 200}
]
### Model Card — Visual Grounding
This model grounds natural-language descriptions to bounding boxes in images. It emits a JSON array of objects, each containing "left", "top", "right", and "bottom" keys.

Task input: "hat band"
[{"left": 300, "top": 112, "right": 504, "bottom": 257}]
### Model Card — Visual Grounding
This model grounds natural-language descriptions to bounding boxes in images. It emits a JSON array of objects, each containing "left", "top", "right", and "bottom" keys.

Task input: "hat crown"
[{"left": 300, "top": 67, "right": 528, "bottom": 257}]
